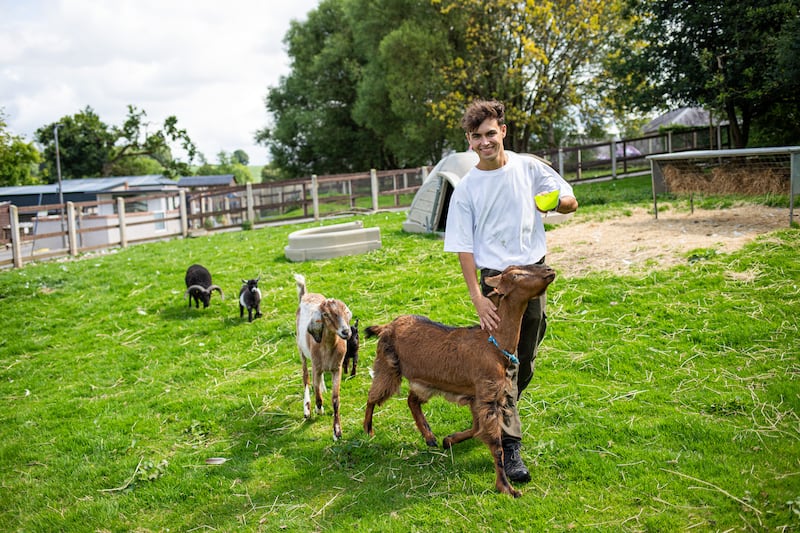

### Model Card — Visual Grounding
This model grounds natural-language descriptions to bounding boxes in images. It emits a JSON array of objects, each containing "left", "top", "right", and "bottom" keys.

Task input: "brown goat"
[
  {"left": 294, "top": 273, "right": 353, "bottom": 441},
  {"left": 363, "top": 263, "right": 556, "bottom": 497}
]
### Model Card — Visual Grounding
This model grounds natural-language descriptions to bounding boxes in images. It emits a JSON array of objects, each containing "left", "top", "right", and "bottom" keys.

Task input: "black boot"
[{"left": 502, "top": 440, "right": 531, "bottom": 483}]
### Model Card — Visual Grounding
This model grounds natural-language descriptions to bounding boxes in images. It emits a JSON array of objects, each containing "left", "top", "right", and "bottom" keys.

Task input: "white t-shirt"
[{"left": 443, "top": 151, "right": 574, "bottom": 271}]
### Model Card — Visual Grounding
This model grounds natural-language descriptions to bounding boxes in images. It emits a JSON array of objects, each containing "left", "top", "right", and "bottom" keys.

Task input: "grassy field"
[{"left": 1, "top": 177, "right": 798, "bottom": 532}]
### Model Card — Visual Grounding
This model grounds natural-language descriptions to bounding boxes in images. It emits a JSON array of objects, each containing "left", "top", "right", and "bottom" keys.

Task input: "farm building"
[{"left": 0, "top": 175, "right": 181, "bottom": 251}]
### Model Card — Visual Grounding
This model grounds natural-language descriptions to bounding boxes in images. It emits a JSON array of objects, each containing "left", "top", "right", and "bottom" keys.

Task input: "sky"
[{"left": 0, "top": 0, "right": 321, "bottom": 166}]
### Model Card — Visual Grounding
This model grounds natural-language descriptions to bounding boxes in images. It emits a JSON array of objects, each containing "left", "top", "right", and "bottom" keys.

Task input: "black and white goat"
[
  {"left": 294, "top": 273, "right": 352, "bottom": 441},
  {"left": 239, "top": 276, "right": 262, "bottom": 322},
  {"left": 184, "top": 264, "right": 224, "bottom": 308}
]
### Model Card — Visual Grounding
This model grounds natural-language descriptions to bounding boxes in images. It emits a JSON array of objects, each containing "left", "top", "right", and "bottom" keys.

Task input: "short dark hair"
[{"left": 461, "top": 99, "right": 505, "bottom": 132}]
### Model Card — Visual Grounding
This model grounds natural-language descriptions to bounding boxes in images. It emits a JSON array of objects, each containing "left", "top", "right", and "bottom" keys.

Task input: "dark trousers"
[{"left": 480, "top": 266, "right": 547, "bottom": 442}]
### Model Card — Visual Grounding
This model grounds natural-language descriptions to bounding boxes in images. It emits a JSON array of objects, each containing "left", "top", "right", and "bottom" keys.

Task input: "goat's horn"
[
  {"left": 209, "top": 285, "right": 224, "bottom": 299},
  {"left": 185, "top": 284, "right": 206, "bottom": 296}
]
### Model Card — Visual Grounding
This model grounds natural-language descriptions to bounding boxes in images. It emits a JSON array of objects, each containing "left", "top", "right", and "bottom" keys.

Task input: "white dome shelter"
[
  {"left": 402, "top": 151, "right": 478, "bottom": 234},
  {"left": 403, "top": 151, "right": 572, "bottom": 234}
]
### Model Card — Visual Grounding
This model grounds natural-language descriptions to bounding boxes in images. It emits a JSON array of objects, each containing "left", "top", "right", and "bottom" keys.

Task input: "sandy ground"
[{"left": 546, "top": 205, "right": 793, "bottom": 277}]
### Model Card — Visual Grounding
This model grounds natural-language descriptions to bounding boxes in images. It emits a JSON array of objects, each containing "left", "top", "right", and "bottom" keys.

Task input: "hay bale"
[{"left": 662, "top": 160, "right": 789, "bottom": 195}]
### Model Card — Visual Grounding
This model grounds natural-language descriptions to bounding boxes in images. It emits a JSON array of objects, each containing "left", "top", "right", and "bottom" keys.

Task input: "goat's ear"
[
  {"left": 307, "top": 310, "right": 324, "bottom": 343},
  {"left": 484, "top": 273, "right": 502, "bottom": 288}
]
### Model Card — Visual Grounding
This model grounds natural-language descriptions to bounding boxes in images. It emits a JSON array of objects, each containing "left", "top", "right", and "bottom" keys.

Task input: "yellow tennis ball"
[{"left": 535, "top": 189, "right": 560, "bottom": 211}]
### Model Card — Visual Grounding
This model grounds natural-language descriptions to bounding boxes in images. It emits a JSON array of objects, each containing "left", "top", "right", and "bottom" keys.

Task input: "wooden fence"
[
  {"left": 536, "top": 125, "right": 731, "bottom": 182},
  {"left": 1, "top": 167, "right": 426, "bottom": 269}
]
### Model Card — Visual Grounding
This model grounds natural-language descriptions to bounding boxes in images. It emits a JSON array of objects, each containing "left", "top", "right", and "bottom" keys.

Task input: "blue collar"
[{"left": 488, "top": 335, "right": 519, "bottom": 365}]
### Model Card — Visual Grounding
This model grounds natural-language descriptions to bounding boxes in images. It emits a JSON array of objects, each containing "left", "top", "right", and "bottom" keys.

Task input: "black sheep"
[{"left": 184, "top": 264, "right": 224, "bottom": 308}]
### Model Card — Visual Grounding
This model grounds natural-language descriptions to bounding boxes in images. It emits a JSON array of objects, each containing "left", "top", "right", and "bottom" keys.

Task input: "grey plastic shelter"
[{"left": 402, "top": 151, "right": 478, "bottom": 234}]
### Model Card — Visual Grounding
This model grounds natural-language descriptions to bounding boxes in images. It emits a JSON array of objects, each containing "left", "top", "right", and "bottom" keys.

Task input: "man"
[{"left": 443, "top": 99, "right": 578, "bottom": 482}]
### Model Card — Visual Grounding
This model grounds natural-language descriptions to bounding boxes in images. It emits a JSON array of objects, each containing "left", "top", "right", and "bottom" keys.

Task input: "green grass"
[{"left": 1, "top": 180, "right": 798, "bottom": 532}]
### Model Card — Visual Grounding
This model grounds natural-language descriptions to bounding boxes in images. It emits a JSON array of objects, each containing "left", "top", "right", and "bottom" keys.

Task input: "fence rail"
[{"left": 535, "top": 125, "right": 731, "bottom": 182}]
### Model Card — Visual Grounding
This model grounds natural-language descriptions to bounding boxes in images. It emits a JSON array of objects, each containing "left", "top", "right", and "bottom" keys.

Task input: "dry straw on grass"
[{"left": 663, "top": 162, "right": 789, "bottom": 195}]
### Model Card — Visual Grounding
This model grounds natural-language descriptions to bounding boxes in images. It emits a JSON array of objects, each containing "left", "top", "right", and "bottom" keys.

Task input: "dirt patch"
[{"left": 546, "top": 205, "right": 791, "bottom": 277}]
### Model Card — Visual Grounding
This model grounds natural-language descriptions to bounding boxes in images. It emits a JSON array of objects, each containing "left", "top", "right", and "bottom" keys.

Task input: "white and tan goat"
[
  {"left": 363, "top": 263, "right": 556, "bottom": 497},
  {"left": 294, "top": 273, "right": 353, "bottom": 440}
]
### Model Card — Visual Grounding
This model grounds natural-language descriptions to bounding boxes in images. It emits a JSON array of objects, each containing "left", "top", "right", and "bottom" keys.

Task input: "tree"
[
  {"left": 257, "top": 0, "right": 384, "bottom": 177},
  {"left": 107, "top": 106, "right": 198, "bottom": 179},
  {"left": 260, "top": 0, "right": 625, "bottom": 174},
  {"left": 232, "top": 149, "right": 249, "bottom": 166},
  {"left": 35, "top": 106, "right": 198, "bottom": 182},
  {"left": 349, "top": 0, "right": 455, "bottom": 165},
  {"left": 35, "top": 106, "right": 114, "bottom": 182},
  {"left": 0, "top": 109, "right": 42, "bottom": 187},
  {"left": 195, "top": 151, "right": 254, "bottom": 184},
  {"left": 604, "top": 0, "right": 800, "bottom": 148},
  {"left": 432, "top": 0, "right": 625, "bottom": 152}
]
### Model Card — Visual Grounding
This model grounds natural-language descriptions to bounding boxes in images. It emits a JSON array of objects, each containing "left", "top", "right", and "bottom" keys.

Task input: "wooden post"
[
  {"left": 117, "top": 197, "right": 127, "bottom": 248},
  {"left": 66, "top": 202, "right": 78, "bottom": 256},
  {"left": 311, "top": 175, "right": 319, "bottom": 221},
  {"left": 9, "top": 205, "right": 22, "bottom": 268},
  {"left": 370, "top": 169, "right": 379, "bottom": 212},
  {"left": 246, "top": 182, "right": 255, "bottom": 223},
  {"left": 179, "top": 189, "right": 188, "bottom": 237},
  {"left": 790, "top": 151, "right": 799, "bottom": 226},
  {"left": 610, "top": 141, "right": 617, "bottom": 179}
]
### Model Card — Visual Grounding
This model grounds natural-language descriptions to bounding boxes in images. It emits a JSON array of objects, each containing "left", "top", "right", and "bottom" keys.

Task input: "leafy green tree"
[
  {"left": 605, "top": 0, "right": 800, "bottom": 148},
  {"left": 258, "top": 0, "right": 383, "bottom": 177},
  {"left": 260, "top": 0, "right": 625, "bottom": 173},
  {"left": 195, "top": 151, "right": 254, "bottom": 184},
  {"left": 35, "top": 106, "right": 114, "bottom": 182},
  {"left": 349, "top": 0, "right": 454, "bottom": 165},
  {"left": 107, "top": 155, "right": 165, "bottom": 177},
  {"left": 232, "top": 149, "right": 249, "bottom": 166},
  {"left": 432, "top": 0, "right": 625, "bottom": 152},
  {"left": 260, "top": 163, "right": 290, "bottom": 182},
  {"left": 0, "top": 110, "right": 42, "bottom": 186},
  {"left": 35, "top": 106, "right": 197, "bottom": 181},
  {"left": 107, "top": 106, "right": 198, "bottom": 179}
]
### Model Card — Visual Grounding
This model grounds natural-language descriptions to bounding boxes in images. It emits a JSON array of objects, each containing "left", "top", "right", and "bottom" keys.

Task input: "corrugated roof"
[
  {"left": 0, "top": 175, "right": 176, "bottom": 197},
  {"left": 177, "top": 175, "right": 236, "bottom": 187}
]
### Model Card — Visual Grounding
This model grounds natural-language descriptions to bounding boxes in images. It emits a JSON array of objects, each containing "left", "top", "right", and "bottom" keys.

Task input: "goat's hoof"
[
  {"left": 442, "top": 437, "right": 453, "bottom": 449},
  {"left": 425, "top": 438, "right": 438, "bottom": 448}
]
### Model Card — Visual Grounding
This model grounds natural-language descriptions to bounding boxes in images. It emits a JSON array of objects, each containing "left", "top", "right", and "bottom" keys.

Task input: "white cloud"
[{"left": 0, "top": 0, "right": 320, "bottom": 165}]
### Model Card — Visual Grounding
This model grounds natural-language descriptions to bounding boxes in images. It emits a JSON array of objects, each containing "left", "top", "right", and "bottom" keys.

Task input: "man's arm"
[
  {"left": 555, "top": 195, "right": 578, "bottom": 214},
  {"left": 458, "top": 252, "right": 499, "bottom": 331}
]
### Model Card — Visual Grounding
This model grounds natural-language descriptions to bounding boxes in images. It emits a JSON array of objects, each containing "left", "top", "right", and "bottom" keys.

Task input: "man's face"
[{"left": 466, "top": 118, "right": 506, "bottom": 169}]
